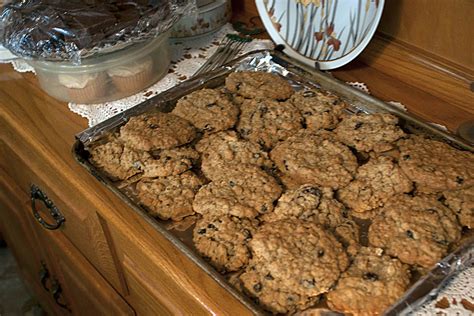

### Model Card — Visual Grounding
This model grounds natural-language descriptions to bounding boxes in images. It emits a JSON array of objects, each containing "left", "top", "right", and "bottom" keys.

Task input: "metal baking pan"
[{"left": 73, "top": 50, "right": 474, "bottom": 315}]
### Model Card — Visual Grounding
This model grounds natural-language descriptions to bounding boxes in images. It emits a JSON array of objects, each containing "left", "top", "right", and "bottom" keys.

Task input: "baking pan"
[{"left": 73, "top": 50, "right": 474, "bottom": 315}]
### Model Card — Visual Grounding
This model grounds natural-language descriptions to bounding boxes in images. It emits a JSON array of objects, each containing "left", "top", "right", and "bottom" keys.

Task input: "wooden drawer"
[{"left": 0, "top": 141, "right": 123, "bottom": 293}]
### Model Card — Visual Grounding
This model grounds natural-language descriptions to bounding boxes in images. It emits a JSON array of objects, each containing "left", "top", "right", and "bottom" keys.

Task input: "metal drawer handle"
[
  {"left": 39, "top": 261, "right": 50, "bottom": 292},
  {"left": 30, "top": 184, "right": 65, "bottom": 230},
  {"left": 51, "top": 280, "right": 71, "bottom": 312}
]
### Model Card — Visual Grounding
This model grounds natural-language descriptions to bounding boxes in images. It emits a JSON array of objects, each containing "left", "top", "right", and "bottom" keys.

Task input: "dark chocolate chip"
[
  {"left": 354, "top": 122, "right": 363, "bottom": 129},
  {"left": 260, "top": 205, "right": 268, "bottom": 213},
  {"left": 229, "top": 180, "right": 236, "bottom": 187},
  {"left": 148, "top": 124, "right": 158, "bottom": 129},
  {"left": 363, "top": 272, "right": 379, "bottom": 281},
  {"left": 317, "top": 250, "right": 325, "bottom": 257},
  {"left": 456, "top": 176, "right": 464, "bottom": 184},
  {"left": 406, "top": 230, "right": 415, "bottom": 239},
  {"left": 265, "top": 273, "right": 274, "bottom": 280},
  {"left": 197, "top": 228, "right": 206, "bottom": 234}
]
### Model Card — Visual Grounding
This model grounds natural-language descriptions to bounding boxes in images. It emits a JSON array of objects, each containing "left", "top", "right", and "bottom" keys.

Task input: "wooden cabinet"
[{"left": 0, "top": 141, "right": 133, "bottom": 315}]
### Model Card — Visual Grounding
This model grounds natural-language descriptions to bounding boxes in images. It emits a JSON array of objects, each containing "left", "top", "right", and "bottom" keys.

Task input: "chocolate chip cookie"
[
  {"left": 193, "top": 215, "right": 258, "bottom": 272},
  {"left": 136, "top": 171, "right": 204, "bottom": 221},
  {"left": 327, "top": 247, "right": 411, "bottom": 316},
  {"left": 237, "top": 98, "right": 303, "bottom": 150},
  {"left": 89, "top": 138, "right": 149, "bottom": 181},
  {"left": 196, "top": 130, "right": 273, "bottom": 181},
  {"left": 119, "top": 112, "right": 197, "bottom": 151},
  {"left": 334, "top": 113, "right": 405, "bottom": 152},
  {"left": 172, "top": 88, "right": 239, "bottom": 134},
  {"left": 368, "top": 194, "right": 461, "bottom": 268},
  {"left": 193, "top": 164, "right": 282, "bottom": 218},
  {"left": 443, "top": 187, "right": 474, "bottom": 229},
  {"left": 398, "top": 135, "right": 474, "bottom": 193},
  {"left": 143, "top": 146, "right": 199, "bottom": 178},
  {"left": 338, "top": 156, "right": 413, "bottom": 216},
  {"left": 225, "top": 71, "right": 294, "bottom": 100},
  {"left": 289, "top": 89, "right": 347, "bottom": 130},
  {"left": 270, "top": 130, "right": 358, "bottom": 189}
]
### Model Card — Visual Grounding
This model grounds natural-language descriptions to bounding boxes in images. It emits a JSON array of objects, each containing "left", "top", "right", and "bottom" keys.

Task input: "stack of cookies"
[{"left": 88, "top": 71, "right": 474, "bottom": 315}]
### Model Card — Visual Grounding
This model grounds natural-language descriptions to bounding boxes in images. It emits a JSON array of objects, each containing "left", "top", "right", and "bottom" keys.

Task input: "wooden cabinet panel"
[
  {"left": 0, "top": 167, "right": 61, "bottom": 315},
  {"left": 0, "top": 141, "right": 123, "bottom": 292},
  {"left": 41, "top": 228, "right": 134, "bottom": 316}
]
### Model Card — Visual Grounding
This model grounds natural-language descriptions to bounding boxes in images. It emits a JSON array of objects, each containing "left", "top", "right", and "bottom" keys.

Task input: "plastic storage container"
[{"left": 28, "top": 32, "right": 170, "bottom": 104}]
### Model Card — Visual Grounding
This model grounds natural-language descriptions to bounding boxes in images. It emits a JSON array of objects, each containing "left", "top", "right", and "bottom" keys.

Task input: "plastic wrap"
[
  {"left": 0, "top": 0, "right": 196, "bottom": 63},
  {"left": 74, "top": 50, "right": 474, "bottom": 315}
]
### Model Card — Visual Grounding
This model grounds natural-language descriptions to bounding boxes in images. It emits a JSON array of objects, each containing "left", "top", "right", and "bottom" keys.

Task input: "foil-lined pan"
[{"left": 73, "top": 50, "right": 474, "bottom": 315}]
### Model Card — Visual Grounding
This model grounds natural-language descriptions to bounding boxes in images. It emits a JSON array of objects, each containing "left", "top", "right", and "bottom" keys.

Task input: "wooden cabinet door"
[
  {"left": 38, "top": 226, "right": 134, "bottom": 316},
  {"left": 0, "top": 166, "right": 61, "bottom": 315},
  {"left": 0, "top": 140, "right": 124, "bottom": 293}
]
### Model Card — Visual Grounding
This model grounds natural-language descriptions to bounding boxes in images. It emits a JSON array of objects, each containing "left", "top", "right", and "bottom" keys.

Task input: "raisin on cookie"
[
  {"left": 136, "top": 171, "right": 204, "bottom": 221},
  {"left": 225, "top": 71, "right": 294, "bottom": 100},
  {"left": 442, "top": 187, "right": 474, "bottom": 229},
  {"left": 368, "top": 195, "right": 461, "bottom": 268},
  {"left": 89, "top": 138, "right": 149, "bottom": 181},
  {"left": 119, "top": 112, "right": 197, "bottom": 151},
  {"left": 289, "top": 89, "right": 347, "bottom": 130},
  {"left": 334, "top": 113, "right": 405, "bottom": 152},
  {"left": 143, "top": 146, "right": 199, "bottom": 178},
  {"left": 338, "top": 156, "right": 413, "bottom": 216},
  {"left": 196, "top": 130, "right": 273, "bottom": 181},
  {"left": 398, "top": 135, "right": 474, "bottom": 193},
  {"left": 193, "top": 215, "right": 258, "bottom": 272},
  {"left": 237, "top": 98, "right": 303, "bottom": 150},
  {"left": 270, "top": 130, "right": 358, "bottom": 189},
  {"left": 172, "top": 88, "right": 239, "bottom": 134},
  {"left": 193, "top": 164, "right": 282, "bottom": 218},
  {"left": 327, "top": 247, "right": 411, "bottom": 316}
]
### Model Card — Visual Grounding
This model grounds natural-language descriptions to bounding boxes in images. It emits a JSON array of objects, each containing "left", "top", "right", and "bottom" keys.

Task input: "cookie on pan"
[
  {"left": 270, "top": 130, "right": 358, "bottom": 189},
  {"left": 442, "top": 187, "right": 474, "bottom": 229},
  {"left": 225, "top": 71, "right": 294, "bottom": 100},
  {"left": 136, "top": 171, "right": 204, "bottom": 221},
  {"left": 334, "top": 113, "right": 405, "bottom": 152},
  {"left": 327, "top": 247, "right": 411, "bottom": 316},
  {"left": 143, "top": 146, "right": 199, "bottom": 178},
  {"left": 193, "top": 215, "right": 258, "bottom": 272},
  {"left": 237, "top": 98, "right": 303, "bottom": 150},
  {"left": 289, "top": 89, "right": 347, "bottom": 130},
  {"left": 338, "top": 155, "right": 413, "bottom": 217},
  {"left": 172, "top": 88, "right": 239, "bottom": 134},
  {"left": 196, "top": 130, "right": 273, "bottom": 181},
  {"left": 89, "top": 138, "right": 149, "bottom": 181},
  {"left": 398, "top": 135, "right": 474, "bottom": 193},
  {"left": 262, "top": 184, "right": 360, "bottom": 256},
  {"left": 368, "top": 194, "right": 461, "bottom": 268},
  {"left": 240, "top": 263, "right": 320, "bottom": 314},
  {"left": 193, "top": 164, "right": 282, "bottom": 218},
  {"left": 119, "top": 112, "right": 197, "bottom": 151},
  {"left": 241, "top": 219, "right": 349, "bottom": 313}
]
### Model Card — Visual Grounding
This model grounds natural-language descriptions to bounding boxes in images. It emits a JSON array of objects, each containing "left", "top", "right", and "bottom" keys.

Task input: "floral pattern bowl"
[{"left": 256, "top": 0, "right": 384, "bottom": 70}]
